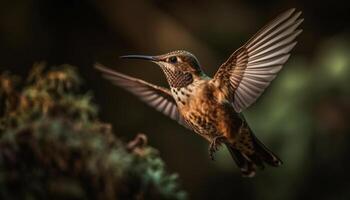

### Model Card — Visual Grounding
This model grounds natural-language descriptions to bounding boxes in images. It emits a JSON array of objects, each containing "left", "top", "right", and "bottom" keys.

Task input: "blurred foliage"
[{"left": 0, "top": 65, "right": 187, "bottom": 200}]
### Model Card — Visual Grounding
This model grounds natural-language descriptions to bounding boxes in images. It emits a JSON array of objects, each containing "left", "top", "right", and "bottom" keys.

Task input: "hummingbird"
[{"left": 96, "top": 8, "right": 303, "bottom": 177}]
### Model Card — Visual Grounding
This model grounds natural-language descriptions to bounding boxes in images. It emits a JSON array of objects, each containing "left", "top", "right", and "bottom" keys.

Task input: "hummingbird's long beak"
[{"left": 120, "top": 55, "right": 158, "bottom": 62}]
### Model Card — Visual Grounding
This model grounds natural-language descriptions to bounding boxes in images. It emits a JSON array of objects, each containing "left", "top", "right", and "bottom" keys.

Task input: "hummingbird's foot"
[{"left": 209, "top": 136, "right": 226, "bottom": 160}]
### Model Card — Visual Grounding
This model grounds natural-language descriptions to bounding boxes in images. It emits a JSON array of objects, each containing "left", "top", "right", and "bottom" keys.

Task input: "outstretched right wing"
[
  {"left": 95, "top": 63, "right": 189, "bottom": 128},
  {"left": 212, "top": 9, "right": 303, "bottom": 112}
]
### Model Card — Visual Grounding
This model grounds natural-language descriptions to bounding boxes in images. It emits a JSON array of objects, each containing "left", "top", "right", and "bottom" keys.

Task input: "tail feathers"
[
  {"left": 226, "top": 145, "right": 256, "bottom": 177},
  {"left": 251, "top": 134, "right": 282, "bottom": 167},
  {"left": 225, "top": 136, "right": 282, "bottom": 177}
]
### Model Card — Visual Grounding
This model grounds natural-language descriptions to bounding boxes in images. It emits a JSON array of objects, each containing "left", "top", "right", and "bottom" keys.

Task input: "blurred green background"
[{"left": 0, "top": 0, "right": 349, "bottom": 199}]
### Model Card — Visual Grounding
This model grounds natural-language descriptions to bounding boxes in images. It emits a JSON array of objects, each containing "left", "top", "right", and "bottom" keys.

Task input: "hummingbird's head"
[{"left": 121, "top": 50, "right": 204, "bottom": 88}]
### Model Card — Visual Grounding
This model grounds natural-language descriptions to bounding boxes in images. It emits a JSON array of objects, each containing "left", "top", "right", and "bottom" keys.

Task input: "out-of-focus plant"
[{"left": 0, "top": 64, "right": 187, "bottom": 200}]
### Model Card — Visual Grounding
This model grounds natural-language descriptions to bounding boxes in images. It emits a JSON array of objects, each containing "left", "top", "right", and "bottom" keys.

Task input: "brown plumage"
[{"left": 95, "top": 8, "right": 303, "bottom": 177}]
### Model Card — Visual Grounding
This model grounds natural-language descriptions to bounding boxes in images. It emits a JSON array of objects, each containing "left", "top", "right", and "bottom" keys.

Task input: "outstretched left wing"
[
  {"left": 95, "top": 63, "right": 189, "bottom": 128},
  {"left": 212, "top": 9, "right": 303, "bottom": 113}
]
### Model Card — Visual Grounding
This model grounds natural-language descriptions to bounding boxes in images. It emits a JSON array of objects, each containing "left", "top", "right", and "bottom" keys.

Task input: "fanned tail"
[
  {"left": 251, "top": 133, "right": 282, "bottom": 167},
  {"left": 225, "top": 135, "right": 282, "bottom": 177},
  {"left": 226, "top": 145, "right": 256, "bottom": 177}
]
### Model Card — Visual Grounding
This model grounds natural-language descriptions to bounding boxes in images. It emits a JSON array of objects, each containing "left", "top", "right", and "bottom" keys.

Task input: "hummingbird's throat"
[{"left": 161, "top": 66, "right": 193, "bottom": 88}]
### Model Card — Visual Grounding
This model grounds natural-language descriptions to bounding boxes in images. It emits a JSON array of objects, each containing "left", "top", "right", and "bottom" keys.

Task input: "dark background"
[{"left": 1, "top": 0, "right": 349, "bottom": 199}]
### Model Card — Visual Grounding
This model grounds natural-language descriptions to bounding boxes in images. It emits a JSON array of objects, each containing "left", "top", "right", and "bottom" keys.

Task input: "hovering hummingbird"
[{"left": 96, "top": 8, "right": 303, "bottom": 177}]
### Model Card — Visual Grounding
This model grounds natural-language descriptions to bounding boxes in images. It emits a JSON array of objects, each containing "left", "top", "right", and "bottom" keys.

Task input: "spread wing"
[
  {"left": 95, "top": 63, "right": 189, "bottom": 128},
  {"left": 213, "top": 8, "right": 303, "bottom": 113}
]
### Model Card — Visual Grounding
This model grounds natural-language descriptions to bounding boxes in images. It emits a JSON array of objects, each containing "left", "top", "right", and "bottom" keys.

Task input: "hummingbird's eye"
[{"left": 168, "top": 56, "right": 178, "bottom": 63}]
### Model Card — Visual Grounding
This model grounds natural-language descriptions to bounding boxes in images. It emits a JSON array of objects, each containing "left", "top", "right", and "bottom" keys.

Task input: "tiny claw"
[
  {"left": 209, "top": 146, "right": 216, "bottom": 160},
  {"left": 210, "top": 152, "right": 215, "bottom": 161},
  {"left": 208, "top": 136, "right": 226, "bottom": 161}
]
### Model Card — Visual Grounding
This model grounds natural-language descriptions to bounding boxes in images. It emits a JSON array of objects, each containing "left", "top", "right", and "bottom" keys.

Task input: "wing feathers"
[
  {"left": 246, "top": 8, "right": 296, "bottom": 48},
  {"left": 249, "top": 40, "right": 298, "bottom": 63},
  {"left": 95, "top": 63, "right": 189, "bottom": 128},
  {"left": 213, "top": 9, "right": 303, "bottom": 112},
  {"left": 248, "top": 12, "right": 301, "bottom": 53},
  {"left": 247, "top": 54, "right": 290, "bottom": 68}
]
